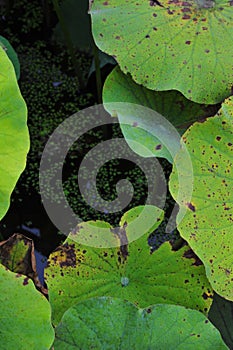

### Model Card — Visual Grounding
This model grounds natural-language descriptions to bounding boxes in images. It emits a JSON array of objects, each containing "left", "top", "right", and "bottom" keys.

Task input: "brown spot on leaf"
[
  {"left": 182, "top": 14, "right": 191, "bottom": 19},
  {"left": 186, "top": 202, "right": 196, "bottom": 212},
  {"left": 155, "top": 144, "right": 162, "bottom": 150},
  {"left": 202, "top": 292, "right": 212, "bottom": 300},
  {"left": 182, "top": 7, "right": 191, "bottom": 12},
  {"left": 183, "top": 248, "right": 203, "bottom": 266},
  {"left": 23, "top": 277, "right": 29, "bottom": 286},
  {"left": 53, "top": 243, "right": 77, "bottom": 268},
  {"left": 150, "top": 0, "right": 164, "bottom": 6}
]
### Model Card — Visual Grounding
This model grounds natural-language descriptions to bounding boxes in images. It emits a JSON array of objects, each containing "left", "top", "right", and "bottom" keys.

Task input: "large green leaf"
[
  {"left": 0, "top": 264, "right": 54, "bottom": 349},
  {"left": 104, "top": 100, "right": 182, "bottom": 163},
  {"left": 90, "top": 0, "right": 233, "bottom": 104},
  {"left": 103, "top": 66, "right": 216, "bottom": 132},
  {"left": 45, "top": 206, "right": 213, "bottom": 326},
  {"left": 169, "top": 96, "right": 233, "bottom": 300},
  {"left": 54, "top": 297, "right": 228, "bottom": 349},
  {"left": 0, "top": 47, "right": 29, "bottom": 220},
  {"left": 103, "top": 66, "right": 218, "bottom": 163},
  {"left": 0, "top": 35, "right": 20, "bottom": 80},
  {"left": 209, "top": 294, "right": 233, "bottom": 350}
]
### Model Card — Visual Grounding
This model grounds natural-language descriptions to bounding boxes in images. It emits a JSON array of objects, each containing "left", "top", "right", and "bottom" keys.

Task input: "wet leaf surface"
[
  {"left": 169, "top": 96, "right": 233, "bottom": 300},
  {"left": 45, "top": 206, "right": 213, "bottom": 326},
  {"left": 90, "top": 0, "right": 233, "bottom": 103},
  {"left": 53, "top": 297, "right": 228, "bottom": 349}
]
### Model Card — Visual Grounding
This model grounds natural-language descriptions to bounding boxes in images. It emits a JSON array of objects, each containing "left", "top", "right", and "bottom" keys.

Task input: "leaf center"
[{"left": 121, "top": 276, "right": 129, "bottom": 287}]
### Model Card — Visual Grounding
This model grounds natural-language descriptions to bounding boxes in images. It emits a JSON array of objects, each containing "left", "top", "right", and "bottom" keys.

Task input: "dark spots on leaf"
[
  {"left": 205, "top": 320, "right": 209, "bottom": 324},
  {"left": 197, "top": 64, "right": 201, "bottom": 69},
  {"left": 155, "top": 144, "right": 162, "bottom": 150},
  {"left": 115, "top": 36, "right": 121, "bottom": 40},
  {"left": 224, "top": 206, "right": 230, "bottom": 211},
  {"left": 145, "top": 34, "right": 150, "bottom": 38},
  {"left": 201, "top": 18, "right": 207, "bottom": 21},
  {"left": 202, "top": 292, "right": 211, "bottom": 300},
  {"left": 103, "top": 252, "right": 108, "bottom": 257},
  {"left": 153, "top": 13, "right": 157, "bottom": 17},
  {"left": 103, "top": 1, "right": 109, "bottom": 5},
  {"left": 132, "top": 122, "right": 138, "bottom": 127},
  {"left": 202, "top": 27, "right": 208, "bottom": 30},
  {"left": 23, "top": 277, "right": 29, "bottom": 286},
  {"left": 216, "top": 136, "right": 221, "bottom": 141},
  {"left": 182, "top": 14, "right": 191, "bottom": 19},
  {"left": 185, "top": 40, "right": 191, "bottom": 45},
  {"left": 146, "top": 308, "right": 152, "bottom": 313},
  {"left": 188, "top": 89, "right": 191, "bottom": 93},
  {"left": 205, "top": 49, "right": 210, "bottom": 53},
  {"left": 153, "top": 27, "right": 157, "bottom": 30},
  {"left": 186, "top": 202, "right": 196, "bottom": 212},
  {"left": 150, "top": 0, "right": 164, "bottom": 7},
  {"left": 182, "top": 1, "right": 192, "bottom": 5},
  {"left": 56, "top": 243, "right": 77, "bottom": 268},
  {"left": 182, "top": 7, "right": 191, "bottom": 12},
  {"left": 228, "top": 142, "right": 232, "bottom": 146},
  {"left": 183, "top": 248, "right": 203, "bottom": 266},
  {"left": 184, "top": 279, "right": 189, "bottom": 283},
  {"left": 99, "top": 33, "right": 103, "bottom": 38}
]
